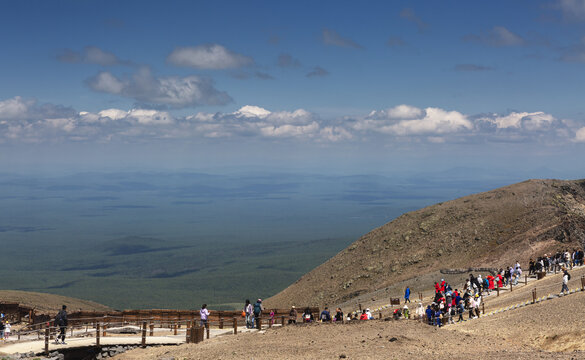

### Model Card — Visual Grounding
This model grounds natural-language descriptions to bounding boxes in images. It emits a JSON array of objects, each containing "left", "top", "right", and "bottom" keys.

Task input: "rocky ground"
[{"left": 113, "top": 266, "right": 585, "bottom": 359}]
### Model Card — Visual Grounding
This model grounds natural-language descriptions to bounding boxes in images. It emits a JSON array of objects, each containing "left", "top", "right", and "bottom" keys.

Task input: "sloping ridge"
[{"left": 265, "top": 179, "right": 585, "bottom": 308}]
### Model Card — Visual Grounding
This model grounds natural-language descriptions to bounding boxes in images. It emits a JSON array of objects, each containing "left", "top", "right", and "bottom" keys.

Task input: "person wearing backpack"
[
  {"left": 54, "top": 305, "right": 68, "bottom": 344},
  {"left": 319, "top": 307, "right": 332, "bottom": 322},
  {"left": 253, "top": 299, "right": 263, "bottom": 329}
]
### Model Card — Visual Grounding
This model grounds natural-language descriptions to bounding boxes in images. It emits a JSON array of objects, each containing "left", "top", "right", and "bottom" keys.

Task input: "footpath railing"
[{"left": 12, "top": 307, "right": 322, "bottom": 356}]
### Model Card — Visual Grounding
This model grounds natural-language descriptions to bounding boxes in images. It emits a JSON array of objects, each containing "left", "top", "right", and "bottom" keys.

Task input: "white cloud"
[
  {"left": 167, "top": 44, "right": 253, "bottom": 69},
  {"left": 383, "top": 107, "right": 473, "bottom": 135},
  {"left": 368, "top": 104, "right": 424, "bottom": 120},
  {"left": 574, "top": 127, "right": 585, "bottom": 142},
  {"left": 359, "top": 106, "right": 472, "bottom": 136},
  {"left": 260, "top": 122, "right": 320, "bottom": 138},
  {"left": 235, "top": 105, "right": 271, "bottom": 119},
  {"left": 86, "top": 67, "right": 232, "bottom": 107},
  {"left": 127, "top": 109, "right": 173, "bottom": 125},
  {"left": 98, "top": 108, "right": 128, "bottom": 121},
  {"left": 0, "top": 96, "right": 32, "bottom": 120},
  {"left": 88, "top": 72, "right": 124, "bottom": 94},
  {"left": 478, "top": 111, "right": 555, "bottom": 130}
]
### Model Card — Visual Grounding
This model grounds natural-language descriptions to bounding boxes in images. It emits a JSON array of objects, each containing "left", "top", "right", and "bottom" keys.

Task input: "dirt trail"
[{"left": 113, "top": 270, "right": 585, "bottom": 359}]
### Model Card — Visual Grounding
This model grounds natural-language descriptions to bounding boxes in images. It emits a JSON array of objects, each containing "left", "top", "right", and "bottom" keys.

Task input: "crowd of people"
[
  {"left": 190, "top": 251, "right": 582, "bottom": 331},
  {"left": 528, "top": 249, "right": 583, "bottom": 274}
]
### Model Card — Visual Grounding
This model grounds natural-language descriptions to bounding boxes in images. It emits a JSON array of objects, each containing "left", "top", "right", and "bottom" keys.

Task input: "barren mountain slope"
[
  {"left": 265, "top": 179, "right": 585, "bottom": 309},
  {"left": 0, "top": 290, "right": 112, "bottom": 313}
]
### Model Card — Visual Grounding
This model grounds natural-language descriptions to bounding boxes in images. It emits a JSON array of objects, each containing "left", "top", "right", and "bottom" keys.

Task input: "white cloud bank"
[{"left": 0, "top": 97, "right": 580, "bottom": 145}]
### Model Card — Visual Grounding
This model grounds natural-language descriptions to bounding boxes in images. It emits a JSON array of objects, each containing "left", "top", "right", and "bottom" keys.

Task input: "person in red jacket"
[{"left": 359, "top": 310, "right": 368, "bottom": 320}]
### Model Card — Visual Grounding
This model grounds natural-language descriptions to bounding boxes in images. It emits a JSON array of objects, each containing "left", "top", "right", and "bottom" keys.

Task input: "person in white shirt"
[
  {"left": 200, "top": 304, "right": 210, "bottom": 327},
  {"left": 561, "top": 268, "right": 570, "bottom": 295}
]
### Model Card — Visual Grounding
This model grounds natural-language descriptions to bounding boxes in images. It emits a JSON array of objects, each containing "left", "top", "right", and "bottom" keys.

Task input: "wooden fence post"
[
  {"left": 44, "top": 324, "right": 49, "bottom": 356},
  {"left": 281, "top": 315, "right": 285, "bottom": 327},
  {"left": 257, "top": 317, "right": 262, "bottom": 330},
  {"left": 233, "top": 317, "right": 237, "bottom": 335},
  {"left": 525, "top": 275, "right": 528, "bottom": 285},
  {"left": 510, "top": 281, "right": 513, "bottom": 292},
  {"left": 219, "top": 318, "right": 224, "bottom": 329},
  {"left": 419, "top": 292, "right": 423, "bottom": 301},
  {"left": 149, "top": 323, "right": 154, "bottom": 336},
  {"left": 581, "top": 276, "right": 585, "bottom": 291},
  {"left": 358, "top": 304, "right": 362, "bottom": 312},
  {"left": 174, "top": 323, "right": 178, "bottom": 335},
  {"left": 103, "top": 324, "right": 107, "bottom": 337},
  {"left": 532, "top": 289, "right": 536, "bottom": 304},
  {"left": 496, "top": 284, "right": 500, "bottom": 297},
  {"left": 205, "top": 322, "right": 210, "bottom": 339},
  {"left": 186, "top": 328, "right": 191, "bottom": 343},
  {"left": 96, "top": 323, "right": 100, "bottom": 346},
  {"left": 482, "top": 302, "right": 485, "bottom": 315},
  {"left": 141, "top": 321, "right": 147, "bottom": 348}
]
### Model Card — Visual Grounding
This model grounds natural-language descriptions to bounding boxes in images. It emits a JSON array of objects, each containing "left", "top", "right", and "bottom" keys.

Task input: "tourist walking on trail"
[
  {"left": 54, "top": 305, "right": 68, "bottom": 345},
  {"left": 561, "top": 268, "right": 570, "bottom": 295},
  {"left": 288, "top": 306, "right": 297, "bottom": 324},
  {"left": 253, "top": 299, "right": 263, "bottom": 329},
  {"left": 320, "top": 307, "right": 332, "bottom": 322},
  {"left": 404, "top": 286, "right": 411, "bottom": 303},
  {"left": 244, "top": 299, "right": 254, "bottom": 329},
  {"left": 334, "top": 308, "right": 344, "bottom": 322},
  {"left": 415, "top": 302, "right": 424, "bottom": 320},
  {"left": 199, "top": 304, "right": 210, "bottom": 327}
]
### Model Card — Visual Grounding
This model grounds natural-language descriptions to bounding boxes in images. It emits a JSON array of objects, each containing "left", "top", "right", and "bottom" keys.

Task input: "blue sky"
[{"left": 2, "top": 0, "right": 585, "bottom": 175}]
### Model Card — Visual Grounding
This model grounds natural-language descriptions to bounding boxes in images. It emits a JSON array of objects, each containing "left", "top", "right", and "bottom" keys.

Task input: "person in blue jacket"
[
  {"left": 404, "top": 286, "right": 411, "bottom": 303},
  {"left": 425, "top": 305, "right": 433, "bottom": 325},
  {"left": 320, "top": 307, "right": 332, "bottom": 322}
]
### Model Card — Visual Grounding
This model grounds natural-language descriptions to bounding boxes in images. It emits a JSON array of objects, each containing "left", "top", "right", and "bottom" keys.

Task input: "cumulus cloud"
[
  {"left": 167, "top": 44, "right": 253, "bottom": 69},
  {"left": 384, "top": 108, "right": 473, "bottom": 135},
  {"left": 57, "top": 46, "right": 127, "bottom": 66},
  {"left": 575, "top": 126, "right": 585, "bottom": 142},
  {"left": 322, "top": 29, "right": 364, "bottom": 49},
  {"left": 356, "top": 105, "right": 473, "bottom": 136},
  {"left": 306, "top": 66, "right": 329, "bottom": 78},
  {"left": 86, "top": 67, "right": 232, "bottom": 108},
  {"left": 400, "top": 8, "right": 428, "bottom": 32},
  {"left": 0, "top": 96, "right": 33, "bottom": 119},
  {"left": 464, "top": 26, "right": 525, "bottom": 47},
  {"left": 477, "top": 111, "right": 556, "bottom": 131},
  {"left": 367, "top": 104, "right": 424, "bottom": 120}
]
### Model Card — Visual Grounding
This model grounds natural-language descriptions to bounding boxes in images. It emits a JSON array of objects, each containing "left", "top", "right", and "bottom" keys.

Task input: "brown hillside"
[
  {"left": 265, "top": 179, "right": 585, "bottom": 309},
  {"left": 0, "top": 290, "right": 112, "bottom": 314}
]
